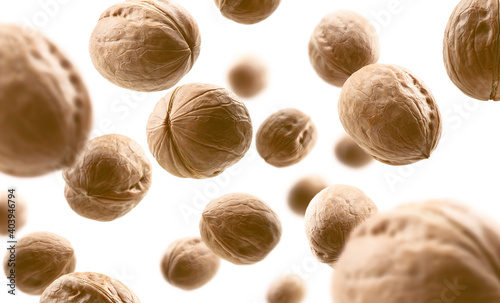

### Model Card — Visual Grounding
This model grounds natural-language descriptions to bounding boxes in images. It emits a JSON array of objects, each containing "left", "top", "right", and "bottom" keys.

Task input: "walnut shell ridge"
[
  {"left": 338, "top": 64, "right": 442, "bottom": 166},
  {"left": 214, "top": 0, "right": 281, "bottom": 24}
]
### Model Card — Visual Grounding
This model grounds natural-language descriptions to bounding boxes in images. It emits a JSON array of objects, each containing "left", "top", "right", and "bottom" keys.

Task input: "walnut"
[
  {"left": 228, "top": 56, "right": 268, "bottom": 98},
  {"left": 288, "top": 175, "right": 328, "bottom": 216},
  {"left": 267, "top": 274, "right": 306, "bottom": 303},
  {"left": 214, "top": 0, "right": 281, "bottom": 24},
  {"left": 0, "top": 190, "right": 27, "bottom": 235},
  {"left": 334, "top": 135, "right": 373, "bottom": 168}
]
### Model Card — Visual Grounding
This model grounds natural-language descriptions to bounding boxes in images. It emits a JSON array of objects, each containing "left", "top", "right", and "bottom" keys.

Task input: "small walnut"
[
  {"left": 89, "top": 0, "right": 201, "bottom": 92},
  {"left": 256, "top": 108, "right": 317, "bottom": 167},
  {"left": 160, "top": 237, "right": 220, "bottom": 290},
  {"left": 63, "top": 134, "right": 152, "bottom": 222},
  {"left": 332, "top": 200, "right": 500, "bottom": 303},
  {"left": 304, "top": 185, "right": 377, "bottom": 267},
  {"left": 3, "top": 232, "right": 76, "bottom": 295},
  {"left": 444, "top": 0, "right": 500, "bottom": 100},
  {"left": 309, "top": 10, "right": 380, "bottom": 87},
  {"left": 146, "top": 83, "right": 252, "bottom": 179},
  {"left": 0, "top": 191, "right": 27, "bottom": 235},
  {"left": 288, "top": 175, "right": 328, "bottom": 216},
  {"left": 200, "top": 193, "right": 282, "bottom": 265},
  {"left": 40, "top": 272, "right": 141, "bottom": 302},
  {"left": 338, "top": 64, "right": 442, "bottom": 166},
  {"left": 334, "top": 135, "right": 373, "bottom": 168},
  {"left": 0, "top": 24, "right": 92, "bottom": 177},
  {"left": 267, "top": 274, "right": 306, "bottom": 303},
  {"left": 228, "top": 56, "right": 268, "bottom": 98},
  {"left": 214, "top": 0, "right": 281, "bottom": 24}
]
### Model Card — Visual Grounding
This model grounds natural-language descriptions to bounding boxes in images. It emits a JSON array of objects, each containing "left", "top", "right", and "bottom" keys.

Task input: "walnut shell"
[
  {"left": 332, "top": 200, "right": 500, "bottom": 303},
  {"left": 287, "top": 175, "right": 328, "bottom": 216},
  {"left": 89, "top": 0, "right": 201, "bottom": 92},
  {"left": 63, "top": 134, "right": 152, "bottom": 222},
  {"left": 146, "top": 83, "right": 252, "bottom": 179},
  {"left": 334, "top": 135, "right": 373, "bottom": 168},
  {"left": 3, "top": 232, "right": 76, "bottom": 295},
  {"left": 256, "top": 108, "right": 317, "bottom": 167},
  {"left": 40, "top": 272, "right": 141, "bottom": 302},
  {"left": 228, "top": 56, "right": 268, "bottom": 98},
  {"left": 160, "top": 237, "right": 220, "bottom": 290},
  {"left": 0, "top": 190, "right": 27, "bottom": 235},
  {"left": 0, "top": 24, "right": 92, "bottom": 177},
  {"left": 214, "top": 0, "right": 281, "bottom": 24},
  {"left": 444, "top": 0, "right": 500, "bottom": 100},
  {"left": 309, "top": 10, "right": 380, "bottom": 87},
  {"left": 304, "top": 184, "right": 377, "bottom": 267},
  {"left": 338, "top": 64, "right": 442, "bottom": 166},
  {"left": 199, "top": 193, "right": 282, "bottom": 265},
  {"left": 267, "top": 274, "right": 306, "bottom": 303}
]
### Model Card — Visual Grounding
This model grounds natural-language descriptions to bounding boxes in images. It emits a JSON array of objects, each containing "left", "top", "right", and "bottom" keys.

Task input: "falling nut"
[
  {"left": 334, "top": 135, "right": 373, "bottom": 168},
  {"left": 0, "top": 191, "right": 27, "bottom": 235},
  {"left": 288, "top": 175, "right": 328, "bottom": 216},
  {"left": 267, "top": 274, "right": 306, "bottom": 303},
  {"left": 214, "top": 0, "right": 281, "bottom": 24},
  {"left": 228, "top": 56, "right": 268, "bottom": 98}
]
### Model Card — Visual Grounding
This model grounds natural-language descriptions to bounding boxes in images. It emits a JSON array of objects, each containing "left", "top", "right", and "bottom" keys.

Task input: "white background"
[{"left": 1, "top": 0, "right": 500, "bottom": 302}]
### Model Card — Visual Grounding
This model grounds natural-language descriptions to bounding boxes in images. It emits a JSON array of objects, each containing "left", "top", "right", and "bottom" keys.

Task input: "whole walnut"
[
  {"left": 267, "top": 274, "right": 306, "bottom": 303},
  {"left": 89, "top": 0, "right": 201, "bottom": 92},
  {"left": 40, "top": 272, "right": 141, "bottom": 303},
  {"left": 200, "top": 193, "right": 282, "bottom": 265},
  {"left": 147, "top": 83, "right": 252, "bottom": 179},
  {"left": 0, "top": 190, "right": 27, "bottom": 235},
  {"left": 334, "top": 135, "right": 373, "bottom": 168},
  {"left": 444, "top": 0, "right": 500, "bottom": 100},
  {"left": 304, "top": 184, "right": 377, "bottom": 267},
  {"left": 63, "top": 134, "right": 152, "bottom": 222},
  {"left": 228, "top": 56, "right": 268, "bottom": 98},
  {"left": 332, "top": 200, "right": 500, "bottom": 303},
  {"left": 160, "top": 237, "right": 220, "bottom": 290},
  {"left": 256, "top": 108, "right": 317, "bottom": 168},
  {"left": 338, "top": 64, "right": 442, "bottom": 166},
  {"left": 309, "top": 10, "right": 380, "bottom": 87},
  {"left": 3, "top": 232, "right": 76, "bottom": 295},
  {"left": 0, "top": 24, "right": 92, "bottom": 177},
  {"left": 288, "top": 175, "right": 328, "bottom": 216},
  {"left": 214, "top": 0, "right": 281, "bottom": 24}
]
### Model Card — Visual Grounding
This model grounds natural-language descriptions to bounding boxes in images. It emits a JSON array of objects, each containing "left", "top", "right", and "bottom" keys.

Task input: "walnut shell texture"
[
  {"left": 256, "top": 108, "right": 317, "bottom": 167},
  {"left": 333, "top": 200, "right": 500, "bottom": 303},
  {"left": 161, "top": 237, "right": 220, "bottom": 290},
  {"left": 334, "top": 135, "right": 373, "bottom": 168},
  {"left": 338, "top": 64, "right": 442, "bottom": 166},
  {"left": 3, "top": 231, "right": 76, "bottom": 295},
  {"left": 287, "top": 175, "right": 328, "bottom": 216},
  {"left": 146, "top": 83, "right": 252, "bottom": 179},
  {"left": 309, "top": 10, "right": 380, "bottom": 87},
  {"left": 214, "top": 0, "right": 281, "bottom": 24},
  {"left": 0, "top": 190, "right": 27, "bottom": 235},
  {"left": 89, "top": 0, "right": 201, "bottom": 92},
  {"left": 40, "top": 272, "right": 141, "bottom": 303},
  {"left": 228, "top": 56, "right": 268, "bottom": 98},
  {"left": 304, "top": 184, "right": 377, "bottom": 267},
  {"left": 0, "top": 24, "right": 92, "bottom": 177},
  {"left": 199, "top": 193, "right": 282, "bottom": 265},
  {"left": 267, "top": 274, "right": 306, "bottom": 303},
  {"left": 444, "top": 0, "right": 500, "bottom": 101},
  {"left": 63, "top": 134, "right": 152, "bottom": 222}
]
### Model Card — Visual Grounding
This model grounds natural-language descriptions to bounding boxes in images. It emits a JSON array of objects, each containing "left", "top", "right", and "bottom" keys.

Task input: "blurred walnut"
[
  {"left": 334, "top": 135, "right": 373, "bottom": 168},
  {"left": 89, "top": 0, "right": 201, "bottom": 92},
  {"left": 267, "top": 274, "right": 306, "bottom": 303},
  {"left": 214, "top": 0, "right": 281, "bottom": 24},
  {"left": 228, "top": 56, "right": 268, "bottom": 98},
  {"left": 0, "top": 191, "right": 27, "bottom": 235},
  {"left": 338, "top": 64, "right": 442, "bottom": 166},
  {"left": 63, "top": 134, "right": 152, "bottom": 222},
  {"left": 288, "top": 175, "right": 328, "bottom": 216}
]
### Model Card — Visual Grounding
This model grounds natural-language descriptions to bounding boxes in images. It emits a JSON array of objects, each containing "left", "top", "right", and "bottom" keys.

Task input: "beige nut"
[
  {"left": 0, "top": 190, "right": 27, "bottom": 235},
  {"left": 287, "top": 175, "right": 328, "bottom": 216},
  {"left": 267, "top": 274, "right": 306, "bottom": 303},
  {"left": 332, "top": 200, "right": 500, "bottom": 303},
  {"left": 228, "top": 56, "right": 268, "bottom": 98},
  {"left": 338, "top": 64, "right": 442, "bottom": 166},
  {"left": 444, "top": 0, "right": 500, "bottom": 100},
  {"left": 214, "top": 0, "right": 281, "bottom": 24},
  {"left": 200, "top": 193, "right": 282, "bottom": 265},
  {"left": 0, "top": 24, "right": 92, "bottom": 177},
  {"left": 309, "top": 10, "right": 380, "bottom": 87},
  {"left": 63, "top": 134, "right": 152, "bottom": 222},
  {"left": 161, "top": 237, "right": 220, "bottom": 290},
  {"left": 304, "top": 184, "right": 377, "bottom": 267},
  {"left": 334, "top": 135, "right": 373, "bottom": 168},
  {"left": 256, "top": 108, "right": 317, "bottom": 167},
  {"left": 146, "top": 83, "right": 252, "bottom": 179},
  {"left": 40, "top": 272, "right": 141, "bottom": 302},
  {"left": 3, "top": 232, "right": 76, "bottom": 295},
  {"left": 89, "top": 0, "right": 201, "bottom": 92}
]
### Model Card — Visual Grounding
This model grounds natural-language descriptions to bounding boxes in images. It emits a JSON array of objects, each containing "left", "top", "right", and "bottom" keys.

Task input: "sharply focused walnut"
[
  {"left": 333, "top": 200, "right": 500, "bottom": 303},
  {"left": 228, "top": 56, "right": 268, "bottom": 98},
  {"left": 309, "top": 10, "right": 380, "bottom": 87},
  {"left": 89, "top": 0, "right": 201, "bottom": 92},
  {"left": 0, "top": 24, "right": 92, "bottom": 177},
  {"left": 304, "top": 185, "right": 377, "bottom": 267},
  {"left": 200, "top": 193, "right": 282, "bottom": 265},
  {"left": 214, "top": 0, "right": 281, "bottom": 24},
  {"left": 0, "top": 190, "right": 27, "bottom": 235},
  {"left": 267, "top": 274, "right": 306, "bottom": 303},
  {"left": 334, "top": 135, "right": 373, "bottom": 168},
  {"left": 147, "top": 83, "right": 252, "bottom": 179},
  {"left": 288, "top": 175, "right": 328, "bottom": 216},
  {"left": 161, "top": 237, "right": 220, "bottom": 290},
  {"left": 444, "top": 0, "right": 500, "bottom": 100},
  {"left": 63, "top": 134, "right": 152, "bottom": 222},
  {"left": 40, "top": 272, "right": 141, "bottom": 302},
  {"left": 256, "top": 108, "right": 317, "bottom": 167},
  {"left": 338, "top": 64, "right": 442, "bottom": 166},
  {"left": 3, "top": 232, "right": 76, "bottom": 295}
]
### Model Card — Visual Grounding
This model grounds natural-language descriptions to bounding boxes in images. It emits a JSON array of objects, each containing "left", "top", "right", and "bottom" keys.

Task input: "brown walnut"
[{"left": 214, "top": 0, "right": 281, "bottom": 24}]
